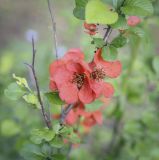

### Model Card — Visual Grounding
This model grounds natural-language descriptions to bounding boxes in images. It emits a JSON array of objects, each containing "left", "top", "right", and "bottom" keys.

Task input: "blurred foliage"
[{"left": 0, "top": 0, "right": 159, "bottom": 160}]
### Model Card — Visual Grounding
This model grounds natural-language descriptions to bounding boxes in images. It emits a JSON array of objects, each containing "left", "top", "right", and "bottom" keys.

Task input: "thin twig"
[
  {"left": 47, "top": 0, "right": 58, "bottom": 59},
  {"left": 26, "top": 37, "right": 52, "bottom": 129},
  {"left": 60, "top": 104, "right": 74, "bottom": 125},
  {"left": 103, "top": 25, "right": 112, "bottom": 44}
]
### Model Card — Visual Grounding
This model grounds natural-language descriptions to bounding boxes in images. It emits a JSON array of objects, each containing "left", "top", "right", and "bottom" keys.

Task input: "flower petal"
[
  {"left": 64, "top": 49, "right": 84, "bottom": 61},
  {"left": 65, "top": 110, "right": 78, "bottom": 125},
  {"left": 49, "top": 60, "right": 64, "bottom": 77},
  {"left": 59, "top": 83, "right": 79, "bottom": 104},
  {"left": 49, "top": 81, "right": 57, "bottom": 91},
  {"left": 53, "top": 65, "right": 73, "bottom": 88},
  {"left": 93, "top": 111, "right": 103, "bottom": 125},
  {"left": 89, "top": 80, "right": 103, "bottom": 98},
  {"left": 78, "top": 80, "right": 96, "bottom": 104},
  {"left": 102, "top": 82, "right": 114, "bottom": 98},
  {"left": 94, "top": 48, "right": 122, "bottom": 78}
]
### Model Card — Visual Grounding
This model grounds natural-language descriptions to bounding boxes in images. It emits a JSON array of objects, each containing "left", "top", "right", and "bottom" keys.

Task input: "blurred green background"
[{"left": 0, "top": 0, "right": 159, "bottom": 160}]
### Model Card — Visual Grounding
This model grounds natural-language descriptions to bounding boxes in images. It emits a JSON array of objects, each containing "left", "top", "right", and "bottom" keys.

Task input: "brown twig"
[
  {"left": 25, "top": 37, "right": 52, "bottom": 129},
  {"left": 103, "top": 25, "right": 112, "bottom": 44},
  {"left": 47, "top": 0, "right": 58, "bottom": 59},
  {"left": 60, "top": 104, "right": 74, "bottom": 125}
]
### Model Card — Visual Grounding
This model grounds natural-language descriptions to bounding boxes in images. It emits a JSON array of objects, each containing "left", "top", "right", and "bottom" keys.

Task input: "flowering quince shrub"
[{"left": 4, "top": 0, "right": 154, "bottom": 159}]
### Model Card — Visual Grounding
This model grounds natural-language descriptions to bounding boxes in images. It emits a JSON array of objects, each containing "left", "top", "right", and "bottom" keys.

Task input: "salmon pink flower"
[
  {"left": 127, "top": 16, "right": 141, "bottom": 27},
  {"left": 84, "top": 22, "right": 97, "bottom": 35},
  {"left": 49, "top": 49, "right": 96, "bottom": 104},
  {"left": 88, "top": 48, "right": 122, "bottom": 99}
]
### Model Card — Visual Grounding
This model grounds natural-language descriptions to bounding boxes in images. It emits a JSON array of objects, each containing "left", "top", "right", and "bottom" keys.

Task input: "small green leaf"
[
  {"left": 93, "top": 38, "right": 105, "bottom": 48},
  {"left": 30, "top": 128, "right": 55, "bottom": 144},
  {"left": 109, "top": 45, "right": 118, "bottom": 59},
  {"left": 50, "top": 136, "right": 64, "bottom": 148},
  {"left": 69, "top": 132, "right": 81, "bottom": 144},
  {"left": 1, "top": 120, "right": 21, "bottom": 137},
  {"left": 73, "top": 0, "right": 88, "bottom": 20},
  {"left": 23, "top": 93, "right": 40, "bottom": 109},
  {"left": 43, "top": 129, "right": 56, "bottom": 142},
  {"left": 13, "top": 74, "right": 31, "bottom": 91},
  {"left": 130, "top": 27, "right": 146, "bottom": 38},
  {"left": 121, "top": 0, "right": 154, "bottom": 16},
  {"left": 111, "top": 16, "right": 128, "bottom": 29},
  {"left": 45, "top": 92, "right": 65, "bottom": 105},
  {"left": 111, "top": 35, "right": 127, "bottom": 48},
  {"left": 86, "top": 0, "right": 118, "bottom": 25},
  {"left": 4, "top": 82, "right": 26, "bottom": 100},
  {"left": 53, "top": 154, "right": 66, "bottom": 160}
]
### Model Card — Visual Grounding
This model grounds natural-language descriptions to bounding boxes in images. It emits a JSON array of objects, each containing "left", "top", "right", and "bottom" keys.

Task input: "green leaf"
[
  {"left": 73, "top": 0, "right": 88, "bottom": 20},
  {"left": 13, "top": 74, "right": 31, "bottom": 91},
  {"left": 53, "top": 154, "right": 66, "bottom": 160},
  {"left": 50, "top": 136, "right": 64, "bottom": 148},
  {"left": 109, "top": 45, "right": 118, "bottom": 59},
  {"left": 30, "top": 128, "right": 55, "bottom": 144},
  {"left": 121, "top": 0, "right": 154, "bottom": 16},
  {"left": 130, "top": 27, "right": 146, "bottom": 38},
  {"left": 85, "top": 0, "right": 118, "bottom": 25},
  {"left": 4, "top": 82, "right": 26, "bottom": 100},
  {"left": 111, "top": 16, "right": 128, "bottom": 29},
  {"left": 69, "top": 132, "right": 81, "bottom": 144},
  {"left": 93, "top": 38, "right": 105, "bottom": 48},
  {"left": 23, "top": 93, "right": 40, "bottom": 109},
  {"left": 153, "top": 56, "right": 159, "bottom": 75},
  {"left": 1, "top": 119, "right": 21, "bottom": 137},
  {"left": 20, "top": 144, "right": 45, "bottom": 160},
  {"left": 111, "top": 35, "right": 127, "bottom": 48},
  {"left": 45, "top": 92, "right": 65, "bottom": 105}
]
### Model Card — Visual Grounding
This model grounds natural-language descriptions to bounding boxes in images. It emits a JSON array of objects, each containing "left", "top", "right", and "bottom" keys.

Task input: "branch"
[
  {"left": 60, "top": 104, "right": 74, "bottom": 125},
  {"left": 47, "top": 0, "right": 58, "bottom": 59},
  {"left": 26, "top": 37, "right": 52, "bottom": 129},
  {"left": 103, "top": 25, "right": 112, "bottom": 45}
]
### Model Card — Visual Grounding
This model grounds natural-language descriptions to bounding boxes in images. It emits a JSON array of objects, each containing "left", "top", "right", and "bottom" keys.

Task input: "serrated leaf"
[
  {"left": 93, "top": 38, "right": 105, "bottom": 48},
  {"left": 50, "top": 136, "right": 64, "bottom": 148},
  {"left": 13, "top": 74, "right": 31, "bottom": 91},
  {"left": 53, "top": 154, "right": 66, "bottom": 160},
  {"left": 86, "top": 0, "right": 118, "bottom": 25},
  {"left": 130, "top": 27, "right": 145, "bottom": 38},
  {"left": 69, "top": 132, "right": 81, "bottom": 144},
  {"left": 4, "top": 82, "right": 26, "bottom": 100},
  {"left": 121, "top": 0, "right": 154, "bottom": 16},
  {"left": 23, "top": 93, "right": 40, "bottom": 109},
  {"left": 45, "top": 92, "right": 65, "bottom": 105},
  {"left": 111, "top": 16, "right": 128, "bottom": 29},
  {"left": 111, "top": 35, "right": 127, "bottom": 48},
  {"left": 30, "top": 128, "right": 55, "bottom": 144},
  {"left": 73, "top": 0, "right": 88, "bottom": 20}
]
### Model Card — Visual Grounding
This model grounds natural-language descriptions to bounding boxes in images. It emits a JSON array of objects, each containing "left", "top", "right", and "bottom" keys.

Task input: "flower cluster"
[{"left": 49, "top": 48, "right": 122, "bottom": 104}]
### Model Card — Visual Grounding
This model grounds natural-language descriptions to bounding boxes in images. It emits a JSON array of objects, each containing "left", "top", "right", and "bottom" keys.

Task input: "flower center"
[
  {"left": 90, "top": 68, "right": 105, "bottom": 81},
  {"left": 72, "top": 73, "right": 86, "bottom": 89}
]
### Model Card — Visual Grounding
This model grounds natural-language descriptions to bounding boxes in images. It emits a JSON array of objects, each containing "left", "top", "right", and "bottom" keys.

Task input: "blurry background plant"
[{"left": 0, "top": 0, "right": 159, "bottom": 160}]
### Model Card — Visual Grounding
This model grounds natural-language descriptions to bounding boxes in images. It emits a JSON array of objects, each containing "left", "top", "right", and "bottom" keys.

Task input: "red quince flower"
[
  {"left": 65, "top": 103, "right": 85, "bottom": 125},
  {"left": 127, "top": 16, "right": 141, "bottom": 27},
  {"left": 49, "top": 49, "right": 96, "bottom": 104},
  {"left": 88, "top": 48, "right": 122, "bottom": 99},
  {"left": 82, "top": 110, "right": 103, "bottom": 127},
  {"left": 84, "top": 21, "right": 97, "bottom": 35}
]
